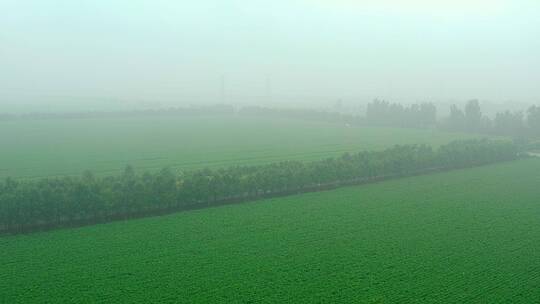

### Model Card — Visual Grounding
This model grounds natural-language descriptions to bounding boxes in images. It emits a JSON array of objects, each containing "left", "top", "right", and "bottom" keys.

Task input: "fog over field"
[
  {"left": 2, "top": 2, "right": 540, "bottom": 303},
  {"left": 1, "top": 0, "right": 539, "bottom": 112}
]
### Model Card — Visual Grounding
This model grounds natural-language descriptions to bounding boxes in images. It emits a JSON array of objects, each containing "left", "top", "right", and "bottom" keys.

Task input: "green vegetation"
[
  {"left": 0, "top": 115, "right": 481, "bottom": 179},
  {"left": 0, "top": 139, "right": 516, "bottom": 233},
  {"left": 365, "top": 99, "right": 540, "bottom": 138},
  {"left": 1, "top": 159, "right": 539, "bottom": 303}
]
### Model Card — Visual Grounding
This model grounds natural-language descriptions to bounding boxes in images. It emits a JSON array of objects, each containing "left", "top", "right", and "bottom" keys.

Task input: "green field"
[
  {"left": 0, "top": 115, "right": 481, "bottom": 179},
  {"left": 2, "top": 159, "right": 539, "bottom": 303}
]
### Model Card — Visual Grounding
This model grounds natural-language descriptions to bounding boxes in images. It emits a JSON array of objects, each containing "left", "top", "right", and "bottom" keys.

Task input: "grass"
[
  {"left": 0, "top": 115, "right": 482, "bottom": 179},
  {"left": 1, "top": 158, "right": 539, "bottom": 303}
]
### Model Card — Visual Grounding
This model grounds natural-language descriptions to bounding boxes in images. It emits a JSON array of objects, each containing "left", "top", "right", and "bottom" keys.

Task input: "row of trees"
[
  {"left": 366, "top": 100, "right": 437, "bottom": 128},
  {"left": 241, "top": 101, "right": 540, "bottom": 140},
  {"left": 239, "top": 103, "right": 437, "bottom": 128},
  {"left": 443, "top": 100, "right": 488, "bottom": 133},
  {"left": 0, "top": 104, "right": 235, "bottom": 121},
  {"left": 0, "top": 139, "right": 518, "bottom": 234},
  {"left": 239, "top": 106, "right": 357, "bottom": 124},
  {"left": 4, "top": 101, "right": 540, "bottom": 139},
  {"left": 366, "top": 99, "right": 540, "bottom": 139}
]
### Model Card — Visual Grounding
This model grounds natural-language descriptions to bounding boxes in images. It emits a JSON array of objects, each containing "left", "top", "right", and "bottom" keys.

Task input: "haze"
[
  {"left": 1, "top": 0, "right": 539, "bottom": 112},
  {"left": 4, "top": 2, "right": 540, "bottom": 302}
]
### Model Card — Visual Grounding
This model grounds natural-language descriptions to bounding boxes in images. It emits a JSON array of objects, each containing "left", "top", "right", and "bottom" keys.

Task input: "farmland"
[
  {"left": 0, "top": 115, "right": 481, "bottom": 179},
  {"left": 2, "top": 158, "right": 539, "bottom": 303}
]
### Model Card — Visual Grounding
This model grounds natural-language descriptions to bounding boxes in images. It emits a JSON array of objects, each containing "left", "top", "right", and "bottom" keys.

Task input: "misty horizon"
[{"left": 2, "top": 0, "right": 539, "bottom": 113}]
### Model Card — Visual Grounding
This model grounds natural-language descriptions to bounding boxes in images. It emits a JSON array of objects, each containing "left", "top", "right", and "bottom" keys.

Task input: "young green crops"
[
  {"left": 0, "top": 115, "right": 480, "bottom": 179},
  {"left": 2, "top": 159, "right": 539, "bottom": 303}
]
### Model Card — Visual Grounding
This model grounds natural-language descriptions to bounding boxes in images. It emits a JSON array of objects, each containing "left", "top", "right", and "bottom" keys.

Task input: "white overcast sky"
[{"left": 1, "top": 0, "right": 539, "bottom": 110}]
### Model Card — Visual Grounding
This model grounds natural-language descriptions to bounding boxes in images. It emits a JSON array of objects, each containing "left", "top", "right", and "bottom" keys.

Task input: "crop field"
[
  {"left": 1, "top": 158, "right": 539, "bottom": 303},
  {"left": 0, "top": 115, "right": 481, "bottom": 179}
]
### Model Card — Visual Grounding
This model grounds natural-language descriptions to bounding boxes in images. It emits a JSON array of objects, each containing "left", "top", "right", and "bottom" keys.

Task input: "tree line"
[
  {"left": 3, "top": 101, "right": 540, "bottom": 140},
  {"left": 241, "top": 101, "right": 540, "bottom": 140},
  {"left": 0, "top": 139, "right": 518, "bottom": 234},
  {"left": 442, "top": 100, "right": 540, "bottom": 138},
  {"left": 0, "top": 104, "right": 235, "bottom": 121},
  {"left": 239, "top": 106, "right": 358, "bottom": 124},
  {"left": 365, "top": 99, "right": 437, "bottom": 128},
  {"left": 367, "top": 99, "right": 540, "bottom": 139}
]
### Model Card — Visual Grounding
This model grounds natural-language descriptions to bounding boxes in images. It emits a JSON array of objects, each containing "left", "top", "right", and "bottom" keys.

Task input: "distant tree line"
[
  {"left": 0, "top": 104, "right": 235, "bottom": 121},
  {"left": 441, "top": 100, "right": 540, "bottom": 138},
  {"left": 4, "top": 101, "right": 540, "bottom": 140},
  {"left": 240, "top": 101, "right": 540, "bottom": 140},
  {"left": 239, "top": 106, "right": 358, "bottom": 124},
  {"left": 366, "top": 99, "right": 437, "bottom": 128},
  {"left": 0, "top": 139, "right": 518, "bottom": 234},
  {"left": 366, "top": 99, "right": 540, "bottom": 139}
]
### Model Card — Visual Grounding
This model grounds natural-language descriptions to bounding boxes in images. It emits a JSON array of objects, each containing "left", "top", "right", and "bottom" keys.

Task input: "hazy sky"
[{"left": 1, "top": 0, "right": 539, "bottom": 110}]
